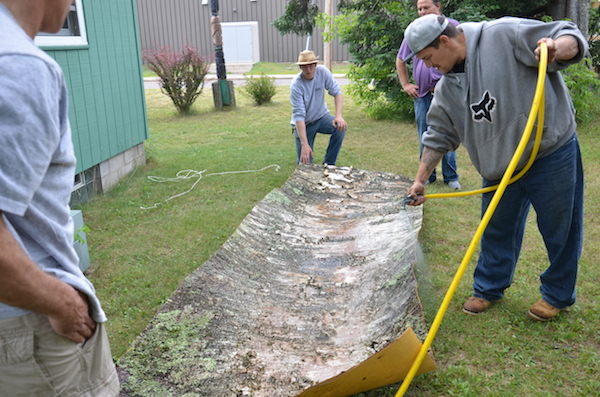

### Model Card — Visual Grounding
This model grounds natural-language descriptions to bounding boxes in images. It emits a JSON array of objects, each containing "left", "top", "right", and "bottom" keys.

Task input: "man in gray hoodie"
[{"left": 404, "top": 14, "right": 586, "bottom": 322}]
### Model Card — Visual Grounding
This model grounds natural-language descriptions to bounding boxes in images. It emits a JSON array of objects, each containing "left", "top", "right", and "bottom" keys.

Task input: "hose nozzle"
[{"left": 401, "top": 195, "right": 416, "bottom": 210}]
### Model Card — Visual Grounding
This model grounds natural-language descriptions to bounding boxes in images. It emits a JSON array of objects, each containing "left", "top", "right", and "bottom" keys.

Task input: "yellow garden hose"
[{"left": 395, "top": 43, "right": 548, "bottom": 397}]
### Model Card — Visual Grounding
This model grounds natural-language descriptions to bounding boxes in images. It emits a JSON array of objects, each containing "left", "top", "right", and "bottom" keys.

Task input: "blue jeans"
[
  {"left": 294, "top": 114, "right": 346, "bottom": 165},
  {"left": 473, "top": 134, "right": 584, "bottom": 309},
  {"left": 415, "top": 92, "right": 458, "bottom": 183}
]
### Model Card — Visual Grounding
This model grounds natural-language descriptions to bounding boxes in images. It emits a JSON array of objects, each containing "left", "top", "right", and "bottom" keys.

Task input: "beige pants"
[{"left": 0, "top": 312, "right": 120, "bottom": 397}]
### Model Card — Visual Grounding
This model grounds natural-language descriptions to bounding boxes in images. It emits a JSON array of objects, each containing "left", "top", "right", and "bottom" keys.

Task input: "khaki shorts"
[{"left": 0, "top": 312, "right": 119, "bottom": 397}]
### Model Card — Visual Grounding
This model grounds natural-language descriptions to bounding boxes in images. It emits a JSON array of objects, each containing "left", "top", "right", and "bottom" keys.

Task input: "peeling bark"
[{"left": 118, "top": 164, "right": 431, "bottom": 397}]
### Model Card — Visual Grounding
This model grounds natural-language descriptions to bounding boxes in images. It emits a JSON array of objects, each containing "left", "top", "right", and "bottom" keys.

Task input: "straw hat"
[{"left": 296, "top": 50, "right": 320, "bottom": 65}]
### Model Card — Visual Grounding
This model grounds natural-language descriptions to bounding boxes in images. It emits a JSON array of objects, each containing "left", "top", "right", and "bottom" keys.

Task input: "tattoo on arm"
[{"left": 422, "top": 147, "right": 444, "bottom": 175}]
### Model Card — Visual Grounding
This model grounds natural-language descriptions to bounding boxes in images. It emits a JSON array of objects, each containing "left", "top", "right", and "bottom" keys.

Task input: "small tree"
[
  {"left": 272, "top": 0, "right": 319, "bottom": 37},
  {"left": 241, "top": 74, "right": 277, "bottom": 105},
  {"left": 143, "top": 44, "right": 210, "bottom": 114},
  {"left": 336, "top": 0, "right": 416, "bottom": 120},
  {"left": 272, "top": 0, "right": 320, "bottom": 51}
]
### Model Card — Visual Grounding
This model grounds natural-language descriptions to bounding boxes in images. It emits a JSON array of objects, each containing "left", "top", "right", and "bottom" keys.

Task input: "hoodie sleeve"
[
  {"left": 512, "top": 18, "right": 587, "bottom": 72},
  {"left": 422, "top": 81, "right": 462, "bottom": 154}
]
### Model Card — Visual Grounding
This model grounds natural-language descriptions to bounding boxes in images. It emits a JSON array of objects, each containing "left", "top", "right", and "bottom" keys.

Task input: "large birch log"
[{"left": 117, "top": 164, "right": 433, "bottom": 396}]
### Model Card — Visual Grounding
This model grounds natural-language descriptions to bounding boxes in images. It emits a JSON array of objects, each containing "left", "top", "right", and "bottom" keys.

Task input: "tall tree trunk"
[{"left": 547, "top": 0, "right": 590, "bottom": 37}]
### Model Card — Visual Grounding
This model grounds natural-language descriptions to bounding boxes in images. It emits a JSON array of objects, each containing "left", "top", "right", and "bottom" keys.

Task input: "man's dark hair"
[
  {"left": 428, "top": 15, "right": 459, "bottom": 49},
  {"left": 425, "top": 0, "right": 443, "bottom": 10}
]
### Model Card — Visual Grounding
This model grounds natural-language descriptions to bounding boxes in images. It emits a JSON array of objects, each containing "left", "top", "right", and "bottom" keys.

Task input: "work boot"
[
  {"left": 528, "top": 299, "right": 561, "bottom": 322},
  {"left": 462, "top": 296, "right": 491, "bottom": 315}
]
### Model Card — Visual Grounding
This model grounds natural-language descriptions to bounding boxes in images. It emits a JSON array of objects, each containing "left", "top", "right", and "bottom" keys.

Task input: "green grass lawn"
[{"left": 76, "top": 85, "right": 600, "bottom": 396}]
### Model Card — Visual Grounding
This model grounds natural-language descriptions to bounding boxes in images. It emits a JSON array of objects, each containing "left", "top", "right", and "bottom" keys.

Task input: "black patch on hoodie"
[{"left": 470, "top": 91, "right": 496, "bottom": 123}]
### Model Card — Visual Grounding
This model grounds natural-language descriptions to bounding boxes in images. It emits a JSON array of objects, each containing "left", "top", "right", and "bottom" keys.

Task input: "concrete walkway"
[{"left": 143, "top": 73, "right": 349, "bottom": 89}]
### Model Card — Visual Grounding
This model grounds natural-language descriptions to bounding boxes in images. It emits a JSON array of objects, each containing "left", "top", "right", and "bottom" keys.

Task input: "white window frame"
[
  {"left": 73, "top": 172, "right": 86, "bottom": 191},
  {"left": 35, "top": 0, "right": 88, "bottom": 47}
]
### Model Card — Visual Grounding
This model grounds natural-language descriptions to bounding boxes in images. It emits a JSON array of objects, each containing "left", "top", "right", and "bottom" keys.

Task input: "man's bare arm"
[
  {"left": 536, "top": 35, "right": 580, "bottom": 63},
  {"left": 407, "top": 146, "right": 444, "bottom": 206},
  {"left": 0, "top": 212, "right": 95, "bottom": 342},
  {"left": 332, "top": 94, "right": 348, "bottom": 131},
  {"left": 295, "top": 120, "right": 313, "bottom": 164},
  {"left": 418, "top": 147, "right": 444, "bottom": 183},
  {"left": 396, "top": 57, "right": 419, "bottom": 98}
]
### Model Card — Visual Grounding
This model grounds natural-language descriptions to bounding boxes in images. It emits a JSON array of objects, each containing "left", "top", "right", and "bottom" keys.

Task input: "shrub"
[
  {"left": 345, "top": 57, "right": 415, "bottom": 121},
  {"left": 241, "top": 73, "right": 277, "bottom": 105},
  {"left": 561, "top": 58, "right": 600, "bottom": 124},
  {"left": 588, "top": 7, "right": 600, "bottom": 73},
  {"left": 142, "top": 44, "right": 209, "bottom": 114},
  {"left": 335, "top": 0, "right": 417, "bottom": 121}
]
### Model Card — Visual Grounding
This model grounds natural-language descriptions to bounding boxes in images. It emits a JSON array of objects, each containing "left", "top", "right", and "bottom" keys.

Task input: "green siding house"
[{"left": 36, "top": 0, "right": 148, "bottom": 203}]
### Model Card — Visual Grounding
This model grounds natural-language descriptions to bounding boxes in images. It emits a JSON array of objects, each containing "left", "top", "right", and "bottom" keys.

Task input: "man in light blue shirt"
[
  {"left": 0, "top": 1, "right": 119, "bottom": 395},
  {"left": 290, "top": 50, "right": 348, "bottom": 165}
]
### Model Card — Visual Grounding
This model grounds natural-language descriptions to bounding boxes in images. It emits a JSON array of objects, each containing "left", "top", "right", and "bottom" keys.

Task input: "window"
[
  {"left": 73, "top": 172, "right": 85, "bottom": 191},
  {"left": 35, "top": 0, "right": 88, "bottom": 47}
]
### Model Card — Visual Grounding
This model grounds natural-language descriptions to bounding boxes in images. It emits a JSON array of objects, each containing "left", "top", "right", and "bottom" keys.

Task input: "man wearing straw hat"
[
  {"left": 404, "top": 14, "right": 586, "bottom": 322},
  {"left": 290, "top": 50, "right": 348, "bottom": 165}
]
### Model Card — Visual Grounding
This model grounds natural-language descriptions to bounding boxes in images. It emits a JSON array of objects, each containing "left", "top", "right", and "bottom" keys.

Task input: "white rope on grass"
[{"left": 140, "top": 164, "right": 281, "bottom": 210}]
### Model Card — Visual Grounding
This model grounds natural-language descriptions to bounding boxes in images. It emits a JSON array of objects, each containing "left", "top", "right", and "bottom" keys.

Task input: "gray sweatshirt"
[{"left": 423, "top": 17, "right": 587, "bottom": 180}]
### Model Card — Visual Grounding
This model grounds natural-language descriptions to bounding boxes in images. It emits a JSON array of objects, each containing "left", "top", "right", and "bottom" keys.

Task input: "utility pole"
[{"left": 305, "top": 0, "right": 316, "bottom": 51}]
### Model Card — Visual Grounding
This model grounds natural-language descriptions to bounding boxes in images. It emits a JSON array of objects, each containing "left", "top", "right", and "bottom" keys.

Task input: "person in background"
[
  {"left": 0, "top": 0, "right": 120, "bottom": 395},
  {"left": 397, "top": 0, "right": 461, "bottom": 189},
  {"left": 404, "top": 14, "right": 586, "bottom": 322},
  {"left": 290, "top": 50, "right": 348, "bottom": 166}
]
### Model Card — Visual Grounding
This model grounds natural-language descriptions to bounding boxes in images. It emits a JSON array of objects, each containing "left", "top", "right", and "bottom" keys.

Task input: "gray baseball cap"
[{"left": 403, "top": 14, "right": 449, "bottom": 63}]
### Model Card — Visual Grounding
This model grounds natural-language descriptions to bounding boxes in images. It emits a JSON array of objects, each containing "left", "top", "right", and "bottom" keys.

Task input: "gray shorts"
[{"left": 0, "top": 312, "right": 119, "bottom": 397}]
